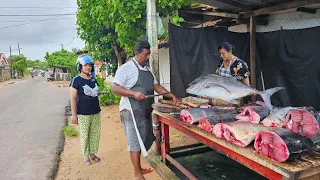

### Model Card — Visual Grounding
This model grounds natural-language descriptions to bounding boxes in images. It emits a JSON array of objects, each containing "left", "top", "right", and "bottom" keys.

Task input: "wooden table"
[{"left": 152, "top": 110, "right": 320, "bottom": 180}]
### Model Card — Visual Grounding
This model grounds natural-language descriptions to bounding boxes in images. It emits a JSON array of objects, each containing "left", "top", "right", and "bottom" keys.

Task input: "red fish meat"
[
  {"left": 212, "top": 122, "right": 272, "bottom": 147},
  {"left": 180, "top": 108, "right": 235, "bottom": 124},
  {"left": 286, "top": 107, "right": 320, "bottom": 137},
  {"left": 198, "top": 113, "right": 237, "bottom": 133},
  {"left": 254, "top": 128, "right": 313, "bottom": 162},
  {"left": 236, "top": 106, "right": 270, "bottom": 124}
]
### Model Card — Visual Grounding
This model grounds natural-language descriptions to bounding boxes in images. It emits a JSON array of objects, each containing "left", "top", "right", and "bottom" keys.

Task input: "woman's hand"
[{"left": 72, "top": 115, "right": 78, "bottom": 125}]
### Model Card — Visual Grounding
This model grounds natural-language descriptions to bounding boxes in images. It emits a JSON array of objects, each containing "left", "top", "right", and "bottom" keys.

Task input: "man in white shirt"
[{"left": 112, "top": 40, "right": 180, "bottom": 180}]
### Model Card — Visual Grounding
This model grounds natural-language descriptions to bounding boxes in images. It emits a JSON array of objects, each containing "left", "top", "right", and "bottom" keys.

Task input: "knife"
[{"left": 145, "top": 92, "right": 171, "bottom": 99}]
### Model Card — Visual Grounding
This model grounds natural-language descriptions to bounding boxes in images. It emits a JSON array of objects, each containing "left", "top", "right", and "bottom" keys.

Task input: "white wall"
[
  {"left": 159, "top": 47, "right": 170, "bottom": 91},
  {"left": 229, "top": 9, "right": 320, "bottom": 33}
]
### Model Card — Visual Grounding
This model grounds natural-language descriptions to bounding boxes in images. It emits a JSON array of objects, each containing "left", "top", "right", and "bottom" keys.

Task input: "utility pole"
[
  {"left": 147, "top": 0, "right": 161, "bottom": 155},
  {"left": 18, "top": 43, "right": 21, "bottom": 55},
  {"left": 10, "top": 46, "right": 13, "bottom": 78},
  {"left": 60, "top": 43, "right": 64, "bottom": 50},
  {"left": 146, "top": 0, "right": 159, "bottom": 82}
]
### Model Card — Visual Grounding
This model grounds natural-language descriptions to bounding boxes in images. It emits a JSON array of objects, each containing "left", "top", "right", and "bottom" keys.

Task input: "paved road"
[{"left": 0, "top": 77, "right": 69, "bottom": 180}]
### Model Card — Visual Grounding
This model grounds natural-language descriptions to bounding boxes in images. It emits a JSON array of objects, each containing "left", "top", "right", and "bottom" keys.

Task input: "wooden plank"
[
  {"left": 236, "top": 18, "right": 268, "bottom": 26},
  {"left": 297, "top": 7, "right": 317, "bottom": 14},
  {"left": 159, "top": 115, "right": 283, "bottom": 180},
  {"left": 250, "top": 16, "right": 257, "bottom": 102},
  {"left": 166, "top": 154, "right": 198, "bottom": 180},
  {"left": 182, "top": 9, "right": 239, "bottom": 18},
  {"left": 153, "top": 111, "right": 320, "bottom": 179},
  {"left": 193, "top": 0, "right": 251, "bottom": 10},
  {"left": 244, "top": 0, "right": 320, "bottom": 18}
]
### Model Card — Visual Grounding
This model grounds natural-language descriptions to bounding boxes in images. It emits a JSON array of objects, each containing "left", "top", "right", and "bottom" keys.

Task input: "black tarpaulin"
[{"left": 169, "top": 23, "right": 320, "bottom": 109}]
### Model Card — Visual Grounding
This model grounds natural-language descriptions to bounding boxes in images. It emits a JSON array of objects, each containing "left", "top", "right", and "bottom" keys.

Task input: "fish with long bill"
[{"left": 186, "top": 74, "right": 285, "bottom": 110}]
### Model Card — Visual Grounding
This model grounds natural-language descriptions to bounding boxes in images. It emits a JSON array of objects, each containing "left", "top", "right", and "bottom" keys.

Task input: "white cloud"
[{"left": 0, "top": 0, "right": 85, "bottom": 60}]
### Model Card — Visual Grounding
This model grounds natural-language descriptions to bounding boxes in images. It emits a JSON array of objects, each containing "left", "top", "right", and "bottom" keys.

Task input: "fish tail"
[{"left": 257, "top": 87, "right": 285, "bottom": 110}]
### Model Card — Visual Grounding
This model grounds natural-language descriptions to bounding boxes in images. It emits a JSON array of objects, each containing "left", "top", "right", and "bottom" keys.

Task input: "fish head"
[{"left": 186, "top": 78, "right": 208, "bottom": 95}]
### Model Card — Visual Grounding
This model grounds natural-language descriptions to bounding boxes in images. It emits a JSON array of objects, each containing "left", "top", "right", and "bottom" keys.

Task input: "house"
[
  {"left": 0, "top": 53, "right": 11, "bottom": 82},
  {"left": 51, "top": 65, "right": 72, "bottom": 81},
  {"left": 0, "top": 53, "right": 9, "bottom": 66}
]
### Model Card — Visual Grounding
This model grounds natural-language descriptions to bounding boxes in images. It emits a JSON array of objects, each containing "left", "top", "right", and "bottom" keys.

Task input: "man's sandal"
[{"left": 142, "top": 168, "right": 153, "bottom": 175}]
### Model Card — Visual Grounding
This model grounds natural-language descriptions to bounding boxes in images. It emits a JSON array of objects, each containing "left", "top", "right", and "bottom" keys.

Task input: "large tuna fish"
[
  {"left": 261, "top": 107, "right": 295, "bottom": 127},
  {"left": 212, "top": 121, "right": 273, "bottom": 147},
  {"left": 186, "top": 74, "right": 284, "bottom": 110},
  {"left": 255, "top": 128, "right": 313, "bottom": 162}
]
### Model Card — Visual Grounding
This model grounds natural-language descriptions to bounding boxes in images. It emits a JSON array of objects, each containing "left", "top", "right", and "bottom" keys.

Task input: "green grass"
[{"left": 62, "top": 126, "right": 78, "bottom": 137}]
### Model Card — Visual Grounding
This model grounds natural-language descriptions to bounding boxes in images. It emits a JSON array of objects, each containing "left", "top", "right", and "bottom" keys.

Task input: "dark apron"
[{"left": 128, "top": 59, "right": 155, "bottom": 151}]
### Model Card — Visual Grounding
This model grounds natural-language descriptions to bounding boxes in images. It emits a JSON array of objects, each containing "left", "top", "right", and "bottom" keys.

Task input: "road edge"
[{"left": 47, "top": 101, "right": 70, "bottom": 180}]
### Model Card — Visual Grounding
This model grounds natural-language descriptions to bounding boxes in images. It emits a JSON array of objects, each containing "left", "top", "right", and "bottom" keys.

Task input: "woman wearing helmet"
[{"left": 70, "top": 55, "right": 105, "bottom": 165}]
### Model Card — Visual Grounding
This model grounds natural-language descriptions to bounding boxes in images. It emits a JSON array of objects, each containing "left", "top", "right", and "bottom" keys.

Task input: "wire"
[
  {"left": 64, "top": 37, "right": 76, "bottom": 47},
  {"left": 0, "top": 13, "right": 76, "bottom": 17},
  {"left": 0, "top": 17, "right": 76, "bottom": 30}
]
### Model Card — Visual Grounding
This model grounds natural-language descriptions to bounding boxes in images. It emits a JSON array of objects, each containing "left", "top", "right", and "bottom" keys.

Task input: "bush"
[
  {"left": 62, "top": 126, "right": 78, "bottom": 137},
  {"left": 96, "top": 76, "right": 121, "bottom": 106}
]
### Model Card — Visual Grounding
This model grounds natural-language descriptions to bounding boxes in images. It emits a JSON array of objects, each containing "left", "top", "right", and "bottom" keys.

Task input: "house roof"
[{"left": 187, "top": 0, "right": 320, "bottom": 17}]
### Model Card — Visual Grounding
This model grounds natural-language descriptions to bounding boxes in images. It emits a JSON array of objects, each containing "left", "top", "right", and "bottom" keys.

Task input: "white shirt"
[{"left": 113, "top": 58, "right": 158, "bottom": 111}]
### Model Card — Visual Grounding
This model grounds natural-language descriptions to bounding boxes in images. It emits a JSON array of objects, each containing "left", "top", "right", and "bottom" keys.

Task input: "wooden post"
[
  {"left": 146, "top": 0, "right": 159, "bottom": 82},
  {"left": 250, "top": 16, "right": 257, "bottom": 102}
]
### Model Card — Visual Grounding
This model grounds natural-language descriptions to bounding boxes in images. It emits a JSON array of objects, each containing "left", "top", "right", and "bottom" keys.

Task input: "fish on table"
[{"left": 186, "top": 74, "right": 284, "bottom": 111}]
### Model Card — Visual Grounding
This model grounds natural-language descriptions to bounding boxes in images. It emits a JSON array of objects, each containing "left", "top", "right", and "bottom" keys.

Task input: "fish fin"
[
  {"left": 204, "top": 83, "right": 231, "bottom": 94},
  {"left": 258, "top": 87, "right": 285, "bottom": 111},
  {"left": 224, "top": 99, "right": 239, "bottom": 104}
]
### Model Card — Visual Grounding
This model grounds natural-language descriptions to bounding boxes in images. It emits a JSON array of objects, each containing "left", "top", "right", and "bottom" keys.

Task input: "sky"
[{"left": 0, "top": 0, "right": 85, "bottom": 60}]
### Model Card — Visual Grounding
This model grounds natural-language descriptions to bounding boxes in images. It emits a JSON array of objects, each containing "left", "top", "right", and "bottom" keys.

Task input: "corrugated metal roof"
[{"left": 193, "top": 0, "right": 293, "bottom": 12}]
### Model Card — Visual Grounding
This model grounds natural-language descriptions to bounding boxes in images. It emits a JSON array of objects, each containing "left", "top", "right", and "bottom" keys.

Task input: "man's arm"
[
  {"left": 154, "top": 83, "right": 181, "bottom": 104},
  {"left": 112, "top": 83, "right": 145, "bottom": 101}
]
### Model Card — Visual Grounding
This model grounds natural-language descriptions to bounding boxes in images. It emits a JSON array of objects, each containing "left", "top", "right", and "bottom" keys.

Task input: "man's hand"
[
  {"left": 171, "top": 94, "right": 182, "bottom": 105},
  {"left": 72, "top": 115, "right": 78, "bottom": 125},
  {"left": 133, "top": 91, "right": 146, "bottom": 101}
]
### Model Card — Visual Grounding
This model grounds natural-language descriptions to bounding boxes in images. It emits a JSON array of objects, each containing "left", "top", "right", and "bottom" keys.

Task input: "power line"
[
  {"left": 64, "top": 37, "right": 76, "bottom": 47},
  {"left": 0, "top": 13, "right": 76, "bottom": 17},
  {"left": 0, "top": 17, "right": 76, "bottom": 30}
]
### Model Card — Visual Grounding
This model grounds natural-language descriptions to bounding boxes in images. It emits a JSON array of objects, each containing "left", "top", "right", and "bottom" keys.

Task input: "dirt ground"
[
  {"left": 0, "top": 76, "right": 31, "bottom": 89},
  {"left": 56, "top": 105, "right": 162, "bottom": 180}
]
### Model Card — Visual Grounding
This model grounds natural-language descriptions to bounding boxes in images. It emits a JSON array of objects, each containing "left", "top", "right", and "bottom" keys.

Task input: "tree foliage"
[
  {"left": 27, "top": 60, "right": 48, "bottom": 69},
  {"left": 76, "top": 0, "right": 196, "bottom": 67},
  {"left": 44, "top": 49, "right": 78, "bottom": 76},
  {"left": 11, "top": 55, "right": 27, "bottom": 76}
]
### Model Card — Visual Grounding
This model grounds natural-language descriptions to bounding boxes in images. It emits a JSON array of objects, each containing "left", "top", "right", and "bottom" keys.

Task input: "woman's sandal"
[
  {"left": 90, "top": 155, "right": 101, "bottom": 163},
  {"left": 84, "top": 158, "right": 92, "bottom": 166}
]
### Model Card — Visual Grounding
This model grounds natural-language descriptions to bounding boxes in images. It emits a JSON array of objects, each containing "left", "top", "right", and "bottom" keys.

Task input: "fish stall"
[{"left": 152, "top": 74, "right": 320, "bottom": 180}]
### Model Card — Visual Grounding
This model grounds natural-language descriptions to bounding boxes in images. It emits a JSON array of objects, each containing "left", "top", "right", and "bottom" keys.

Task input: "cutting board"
[{"left": 152, "top": 103, "right": 184, "bottom": 113}]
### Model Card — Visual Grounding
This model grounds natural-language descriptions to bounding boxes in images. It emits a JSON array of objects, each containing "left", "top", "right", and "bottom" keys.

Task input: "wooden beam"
[
  {"left": 297, "top": 7, "right": 317, "bottom": 14},
  {"left": 182, "top": 9, "right": 239, "bottom": 18},
  {"left": 236, "top": 18, "right": 268, "bottom": 26},
  {"left": 244, "top": 0, "right": 320, "bottom": 18},
  {"left": 250, "top": 16, "right": 257, "bottom": 102},
  {"left": 193, "top": 0, "right": 251, "bottom": 10}
]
